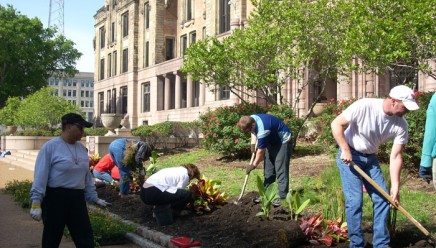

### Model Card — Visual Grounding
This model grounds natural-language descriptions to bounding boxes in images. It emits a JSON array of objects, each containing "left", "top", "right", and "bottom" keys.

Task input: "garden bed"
[{"left": 96, "top": 149, "right": 435, "bottom": 247}]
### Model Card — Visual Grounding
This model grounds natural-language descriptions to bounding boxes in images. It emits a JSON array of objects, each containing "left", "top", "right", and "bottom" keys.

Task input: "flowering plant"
[
  {"left": 188, "top": 176, "right": 227, "bottom": 214},
  {"left": 89, "top": 153, "right": 101, "bottom": 172}
]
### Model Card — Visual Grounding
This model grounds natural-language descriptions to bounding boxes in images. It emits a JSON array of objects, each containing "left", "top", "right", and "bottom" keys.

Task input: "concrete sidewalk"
[{"left": 0, "top": 161, "right": 139, "bottom": 248}]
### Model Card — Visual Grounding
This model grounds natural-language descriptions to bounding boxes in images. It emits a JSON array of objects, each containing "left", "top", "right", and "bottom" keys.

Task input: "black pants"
[
  {"left": 42, "top": 187, "right": 94, "bottom": 248},
  {"left": 140, "top": 186, "right": 192, "bottom": 210}
]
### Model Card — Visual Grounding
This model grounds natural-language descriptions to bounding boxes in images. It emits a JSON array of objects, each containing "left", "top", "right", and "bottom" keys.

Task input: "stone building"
[
  {"left": 48, "top": 72, "right": 95, "bottom": 121},
  {"left": 93, "top": 0, "right": 435, "bottom": 128}
]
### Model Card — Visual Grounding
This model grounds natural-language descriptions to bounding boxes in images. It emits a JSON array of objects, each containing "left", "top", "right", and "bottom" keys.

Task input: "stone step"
[{"left": 0, "top": 150, "right": 38, "bottom": 171}]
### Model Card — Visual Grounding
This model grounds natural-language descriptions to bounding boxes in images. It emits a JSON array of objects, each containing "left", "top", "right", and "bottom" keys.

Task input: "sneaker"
[
  {"left": 272, "top": 198, "right": 284, "bottom": 207},
  {"left": 253, "top": 196, "right": 262, "bottom": 204}
]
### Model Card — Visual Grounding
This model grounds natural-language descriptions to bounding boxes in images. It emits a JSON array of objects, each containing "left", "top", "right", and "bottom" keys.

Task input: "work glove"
[
  {"left": 418, "top": 166, "right": 432, "bottom": 184},
  {"left": 250, "top": 144, "right": 256, "bottom": 153},
  {"left": 30, "top": 203, "right": 42, "bottom": 221},
  {"left": 96, "top": 199, "right": 111, "bottom": 207},
  {"left": 246, "top": 164, "right": 256, "bottom": 175}
]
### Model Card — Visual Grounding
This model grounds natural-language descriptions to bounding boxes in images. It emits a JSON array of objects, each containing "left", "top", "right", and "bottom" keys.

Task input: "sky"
[{"left": 0, "top": 0, "right": 105, "bottom": 73}]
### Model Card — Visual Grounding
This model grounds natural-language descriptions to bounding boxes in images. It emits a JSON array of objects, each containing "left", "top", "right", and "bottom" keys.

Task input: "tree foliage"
[
  {"left": 16, "top": 87, "right": 82, "bottom": 129},
  {"left": 182, "top": 0, "right": 435, "bottom": 106},
  {"left": 0, "top": 5, "right": 82, "bottom": 107},
  {"left": 0, "top": 96, "right": 21, "bottom": 126}
]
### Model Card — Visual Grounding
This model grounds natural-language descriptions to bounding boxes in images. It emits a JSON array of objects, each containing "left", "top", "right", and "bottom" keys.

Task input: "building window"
[
  {"left": 98, "top": 92, "right": 104, "bottom": 114},
  {"left": 142, "top": 82, "right": 150, "bottom": 112},
  {"left": 219, "top": 86, "right": 230, "bottom": 100},
  {"left": 390, "top": 65, "right": 418, "bottom": 87},
  {"left": 108, "top": 53, "right": 112, "bottom": 77},
  {"left": 144, "top": 41, "right": 149, "bottom": 67},
  {"left": 99, "top": 58, "right": 105, "bottom": 80},
  {"left": 202, "top": 26, "right": 206, "bottom": 39},
  {"left": 121, "top": 86, "right": 128, "bottom": 114},
  {"left": 73, "top": 90, "right": 76, "bottom": 97},
  {"left": 219, "top": 0, "right": 230, "bottom": 34},
  {"left": 190, "top": 31, "right": 196, "bottom": 45},
  {"left": 145, "top": 2, "right": 150, "bottom": 29},
  {"left": 99, "top": 26, "right": 105, "bottom": 49},
  {"left": 111, "top": 22, "right": 115, "bottom": 42},
  {"left": 113, "top": 51, "right": 117, "bottom": 75},
  {"left": 122, "top": 11, "right": 129, "bottom": 37},
  {"left": 81, "top": 91, "right": 84, "bottom": 97},
  {"left": 165, "top": 38, "right": 174, "bottom": 60},
  {"left": 181, "top": 79, "right": 187, "bottom": 108},
  {"left": 112, "top": 89, "right": 117, "bottom": 113},
  {"left": 186, "top": 0, "right": 192, "bottom": 20},
  {"left": 122, "top": 48, "right": 128, "bottom": 73},
  {"left": 180, "top": 35, "right": 187, "bottom": 56}
]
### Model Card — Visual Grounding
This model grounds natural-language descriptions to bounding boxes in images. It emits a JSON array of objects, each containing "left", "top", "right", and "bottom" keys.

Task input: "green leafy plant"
[
  {"left": 284, "top": 191, "right": 311, "bottom": 220},
  {"left": 0, "top": 96, "right": 21, "bottom": 126},
  {"left": 188, "top": 176, "right": 228, "bottom": 214},
  {"left": 89, "top": 153, "right": 101, "bottom": 172},
  {"left": 300, "top": 212, "right": 348, "bottom": 247},
  {"left": 146, "top": 151, "right": 163, "bottom": 176},
  {"left": 3, "top": 180, "right": 32, "bottom": 208},
  {"left": 255, "top": 175, "right": 279, "bottom": 218}
]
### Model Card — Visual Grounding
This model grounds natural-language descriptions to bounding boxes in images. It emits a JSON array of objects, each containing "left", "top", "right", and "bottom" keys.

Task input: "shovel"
[
  {"left": 350, "top": 161, "right": 436, "bottom": 244},
  {"left": 236, "top": 143, "right": 257, "bottom": 203}
]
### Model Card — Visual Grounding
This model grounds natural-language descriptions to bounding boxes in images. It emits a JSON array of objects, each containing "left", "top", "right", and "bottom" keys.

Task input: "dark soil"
[{"left": 96, "top": 148, "right": 436, "bottom": 248}]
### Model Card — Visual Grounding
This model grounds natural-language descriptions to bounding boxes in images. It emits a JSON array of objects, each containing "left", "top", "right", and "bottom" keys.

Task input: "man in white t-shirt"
[{"left": 331, "top": 85, "right": 419, "bottom": 248}]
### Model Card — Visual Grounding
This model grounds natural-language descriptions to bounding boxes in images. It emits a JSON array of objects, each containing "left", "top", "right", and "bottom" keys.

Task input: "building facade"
[
  {"left": 93, "top": 0, "right": 435, "bottom": 128},
  {"left": 48, "top": 72, "right": 95, "bottom": 121}
]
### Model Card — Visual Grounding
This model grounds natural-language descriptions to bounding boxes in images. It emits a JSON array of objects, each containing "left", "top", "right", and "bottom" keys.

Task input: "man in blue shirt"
[{"left": 239, "top": 114, "right": 292, "bottom": 207}]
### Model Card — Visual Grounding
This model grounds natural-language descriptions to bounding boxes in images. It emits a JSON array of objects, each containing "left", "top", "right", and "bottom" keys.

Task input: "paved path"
[{"left": 0, "top": 161, "right": 139, "bottom": 248}]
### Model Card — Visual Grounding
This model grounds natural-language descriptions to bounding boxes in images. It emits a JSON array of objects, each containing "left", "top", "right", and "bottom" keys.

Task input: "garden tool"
[
  {"left": 235, "top": 141, "right": 258, "bottom": 203},
  {"left": 351, "top": 161, "right": 436, "bottom": 244}
]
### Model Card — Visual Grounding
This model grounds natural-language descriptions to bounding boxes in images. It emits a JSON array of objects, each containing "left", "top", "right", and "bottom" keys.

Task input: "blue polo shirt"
[{"left": 251, "top": 114, "right": 292, "bottom": 149}]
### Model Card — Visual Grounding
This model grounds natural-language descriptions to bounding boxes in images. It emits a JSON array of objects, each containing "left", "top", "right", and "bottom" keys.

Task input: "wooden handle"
[
  {"left": 351, "top": 162, "right": 433, "bottom": 240},
  {"left": 237, "top": 141, "right": 258, "bottom": 201}
]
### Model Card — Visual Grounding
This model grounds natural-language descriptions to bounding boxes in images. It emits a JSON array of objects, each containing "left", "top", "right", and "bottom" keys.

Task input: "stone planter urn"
[
  {"left": 312, "top": 103, "right": 326, "bottom": 116},
  {"left": 6, "top": 125, "right": 17, "bottom": 135},
  {"left": 101, "top": 113, "right": 123, "bottom": 136}
]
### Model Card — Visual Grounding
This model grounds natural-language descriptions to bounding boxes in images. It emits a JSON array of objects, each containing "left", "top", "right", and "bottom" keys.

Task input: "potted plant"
[{"left": 0, "top": 97, "right": 21, "bottom": 135}]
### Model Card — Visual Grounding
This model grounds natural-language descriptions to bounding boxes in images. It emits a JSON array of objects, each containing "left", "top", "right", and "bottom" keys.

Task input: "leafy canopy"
[{"left": 0, "top": 5, "right": 82, "bottom": 107}]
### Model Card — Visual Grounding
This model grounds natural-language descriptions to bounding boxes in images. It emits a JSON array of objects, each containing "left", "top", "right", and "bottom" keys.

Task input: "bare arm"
[
  {"left": 390, "top": 144, "right": 404, "bottom": 204},
  {"left": 331, "top": 114, "right": 352, "bottom": 164}
]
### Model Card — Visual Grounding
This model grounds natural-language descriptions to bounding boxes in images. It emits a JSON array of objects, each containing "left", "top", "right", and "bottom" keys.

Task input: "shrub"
[
  {"left": 0, "top": 97, "right": 21, "bottom": 126},
  {"left": 3, "top": 180, "right": 32, "bottom": 208},
  {"left": 266, "top": 104, "right": 305, "bottom": 148}
]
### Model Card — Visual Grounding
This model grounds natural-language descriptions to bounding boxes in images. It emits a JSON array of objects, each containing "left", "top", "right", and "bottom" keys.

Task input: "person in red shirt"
[{"left": 93, "top": 154, "right": 118, "bottom": 183}]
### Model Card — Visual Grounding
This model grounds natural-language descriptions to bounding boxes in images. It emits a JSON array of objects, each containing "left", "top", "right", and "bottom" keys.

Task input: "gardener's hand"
[
  {"left": 30, "top": 203, "right": 42, "bottom": 221},
  {"left": 250, "top": 144, "right": 256, "bottom": 153},
  {"left": 96, "top": 199, "right": 111, "bottom": 207},
  {"left": 139, "top": 168, "right": 145, "bottom": 176},
  {"left": 246, "top": 164, "right": 256, "bottom": 175},
  {"left": 418, "top": 166, "right": 432, "bottom": 184}
]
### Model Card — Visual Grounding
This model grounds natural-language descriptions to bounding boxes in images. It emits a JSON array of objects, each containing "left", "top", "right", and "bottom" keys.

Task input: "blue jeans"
[
  {"left": 109, "top": 138, "right": 131, "bottom": 195},
  {"left": 337, "top": 148, "right": 390, "bottom": 248},
  {"left": 93, "top": 170, "right": 114, "bottom": 183}
]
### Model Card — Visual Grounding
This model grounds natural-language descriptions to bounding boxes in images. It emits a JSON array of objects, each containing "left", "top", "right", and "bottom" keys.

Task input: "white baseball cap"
[{"left": 389, "top": 85, "right": 419, "bottom": 111}]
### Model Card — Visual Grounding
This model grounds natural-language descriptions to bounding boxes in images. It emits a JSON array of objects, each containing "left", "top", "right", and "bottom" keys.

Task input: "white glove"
[
  {"left": 96, "top": 199, "right": 111, "bottom": 207},
  {"left": 30, "top": 203, "right": 42, "bottom": 221}
]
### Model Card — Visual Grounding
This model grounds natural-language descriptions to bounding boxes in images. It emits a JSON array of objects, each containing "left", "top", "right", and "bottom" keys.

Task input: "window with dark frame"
[
  {"left": 165, "top": 38, "right": 174, "bottom": 60},
  {"left": 122, "top": 11, "right": 129, "bottom": 37},
  {"left": 113, "top": 51, "right": 117, "bottom": 75},
  {"left": 111, "top": 22, "right": 115, "bottom": 42},
  {"left": 99, "top": 58, "right": 105, "bottom": 80},
  {"left": 112, "top": 89, "right": 117, "bottom": 114},
  {"left": 108, "top": 53, "right": 112, "bottom": 77},
  {"left": 121, "top": 86, "right": 128, "bottom": 114},
  {"left": 193, "top": 81, "right": 200, "bottom": 107},
  {"left": 181, "top": 35, "right": 187, "bottom": 56},
  {"left": 219, "top": 0, "right": 230, "bottom": 34},
  {"left": 122, "top": 48, "right": 128, "bottom": 73},
  {"left": 107, "top": 90, "right": 112, "bottom": 113},
  {"left": 145, "top": 41, "right": 149, "bottom": 67},
  {"left": 186, "top": 0, "right": 192, "bottom": 20},
  {"left": 190, "top": 31, "right": 196, "bottom": 45},
  {"left": 142, "top": 82, "right": 150, "bottom": 112},
  {"left": 145, "top": 2, "right": 150, "bottom": 29},
  {"left": 99, "top": 26, "right": 105, "bottom": 48},
  {"left": 220, "top": 86, "right": 230, "bottom": 100}
]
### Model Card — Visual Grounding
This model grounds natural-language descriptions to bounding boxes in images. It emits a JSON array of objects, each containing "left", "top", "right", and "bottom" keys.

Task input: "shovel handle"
[
  {"left": 351, "top": 162, "right": 433, "bottom": 240},
  {"left": 237, "top": 141, "right": 258, "bottom": 201}
]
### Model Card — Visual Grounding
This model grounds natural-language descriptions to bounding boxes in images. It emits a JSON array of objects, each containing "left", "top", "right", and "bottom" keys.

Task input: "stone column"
[
  {"left": 199, "top": 80, "right": 206, "bottom": 106},
  {"left": 187, "top": 75, "right": 193, "bottom": 108},
  {"left": 174, "top": 72, "right": 181, "bottom": 109},
  {"left": 164, "top": 74, "right": 171, "bottom": 110}
]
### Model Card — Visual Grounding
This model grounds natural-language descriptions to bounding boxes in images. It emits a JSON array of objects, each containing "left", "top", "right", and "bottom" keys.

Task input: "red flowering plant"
[
  {"left": 199, "top": 102, "right": 265, "bottom": 156},
  {"left": 315, "top": 98, "right": 356, "bottom": 146},
  {"left": 187, "top": 176, "right": 228, "bottom": 214},
  {"left": 300, "top": 212, "right": 349, "bottom": 247}
]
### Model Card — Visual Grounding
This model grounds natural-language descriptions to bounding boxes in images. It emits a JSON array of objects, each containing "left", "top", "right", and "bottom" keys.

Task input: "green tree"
[
  {"left": 0, "top": 5, "right": 82, "bottom": 107},
  {"left": 16, "top": 87, "right": 82, "bottom": 129},
  {"left": 0, "top": 96, "right": 21, "bottom": 126}
]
